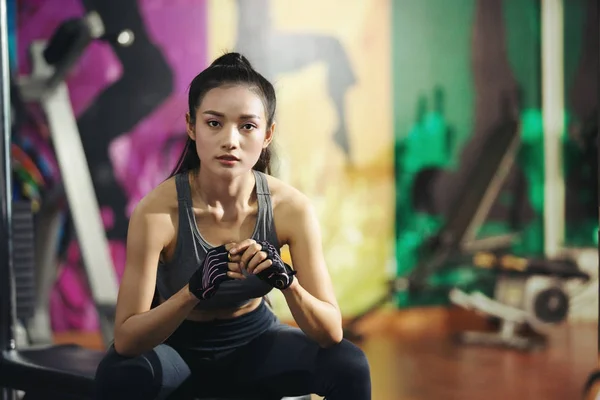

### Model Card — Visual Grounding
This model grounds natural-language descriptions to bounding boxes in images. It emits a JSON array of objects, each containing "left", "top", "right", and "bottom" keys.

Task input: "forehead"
[{"left": 198, "top": 85, "right": 265, "bottom": 117}]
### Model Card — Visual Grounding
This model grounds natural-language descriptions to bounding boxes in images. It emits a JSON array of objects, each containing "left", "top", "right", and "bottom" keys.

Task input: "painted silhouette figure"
[
  {"left": 425, "top": 0, "right": 533, "bottom": 228},
  {"left": 234, "top": 0, "right": 356, "bottom": 159},
  {"left": 78, "top": 0, "right": 174, "bottom": 240}
]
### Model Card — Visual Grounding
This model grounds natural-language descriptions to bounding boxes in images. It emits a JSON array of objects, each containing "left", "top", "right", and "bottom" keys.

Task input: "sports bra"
[{"left": 156, "top": 170, "right": 280, "bottom": 310}]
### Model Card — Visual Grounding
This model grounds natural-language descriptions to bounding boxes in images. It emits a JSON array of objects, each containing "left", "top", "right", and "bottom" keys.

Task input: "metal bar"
[
  {"left": 42, "top": 82, "right": 118, "bottom": 346},
  {"left": 0, "top": 0, "right": 15, "bottom": 353},
  {"left": 597, "top": 0, "right": 600, "bottom": 361},
  {"left": 541, "top": 0, "right": 565, "bottom": 258}
]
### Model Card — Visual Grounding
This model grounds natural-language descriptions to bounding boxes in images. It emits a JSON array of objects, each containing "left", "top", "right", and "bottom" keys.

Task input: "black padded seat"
[
  {"left": 0, "top": 343, "right": 309, "bottom": 399},
  {"left": 0, "top": 344, "right": 102, "bottom": 396}
]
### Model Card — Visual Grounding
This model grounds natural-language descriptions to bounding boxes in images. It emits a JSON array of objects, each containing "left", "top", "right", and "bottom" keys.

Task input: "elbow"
[
  {"left": 114, "top": 338, "right": 143, "bottom": 358},
  {"left": 113, "top": 327, "right": 140, "bottom": 357},
  {"left": 318, "top": 327, "right": 344, "bottom": 348},
  {"left": 113, "top": 336, "right": 134, "bottom": 357}
]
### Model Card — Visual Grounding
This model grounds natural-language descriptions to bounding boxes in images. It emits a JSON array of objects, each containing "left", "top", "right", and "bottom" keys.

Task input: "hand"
[
  {"left": 229, "top": 239, "right": 296, "bottom": 290},
  {"left": 188, "top": 244, "right": 236, "bottom": 300}
]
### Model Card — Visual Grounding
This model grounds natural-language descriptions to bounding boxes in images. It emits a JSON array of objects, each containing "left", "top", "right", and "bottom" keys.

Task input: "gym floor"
[{"left": 54, "top": 307, "right": 595, "bottom": 400}]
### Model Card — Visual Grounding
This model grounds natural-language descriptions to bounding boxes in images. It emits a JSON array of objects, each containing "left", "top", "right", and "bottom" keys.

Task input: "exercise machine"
[
  {"left": 343, "top": 93, "right": 591, "bottom": 346},
  {"left": 344, "top": 95, "right": 524, "bottom": 340},
  {"left": 449, "top": 252, "right": 589, "bottom": 350},
  {"left": 16, "top": 11, "right": 133, "bottom": 348},
  {"left": 0, "top": 9, "right": 117, "bottom": 400}
]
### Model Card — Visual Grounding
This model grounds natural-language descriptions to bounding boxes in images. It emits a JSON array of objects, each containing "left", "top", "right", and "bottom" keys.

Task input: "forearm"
[
  {"left": 114, "top": 285, "right": 199, "bottom": 356},
  {"left": 282, "top": 279, "right": 343, "bottom": 347}
]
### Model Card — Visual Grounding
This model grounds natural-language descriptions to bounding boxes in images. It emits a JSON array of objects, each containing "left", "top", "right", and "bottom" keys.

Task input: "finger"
[
  {"left": 252, "top": 259, "right": 273, "bottom": 275},
  {"left": 228, "top": 253, "right": 242, "bottom": 263},
  {"left": 239, "top": 243, "right": 262, "bottom": 267},
  {"left": 226, "top": 271, "right": 246, "bottom": 280},
  {"left": 229, "top": 239, "right": 256, "bottom": 256},
  {"left": 227, "top": 262, "right": 243, "bottom": 273},
  {"left": 246, "top": 251, "right": 268, "bottom": 273},
  {"left": 224, "top": 242, "right": 238, "bottom": 252}
]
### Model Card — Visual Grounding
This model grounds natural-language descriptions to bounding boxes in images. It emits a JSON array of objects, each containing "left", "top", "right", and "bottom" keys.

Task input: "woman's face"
[{"left": 187, "top": 84, "right": 273, "bottom": 178}]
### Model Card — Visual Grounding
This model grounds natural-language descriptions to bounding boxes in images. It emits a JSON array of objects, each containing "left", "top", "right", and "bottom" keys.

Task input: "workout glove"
[
  {"left": 188, "top": 245, "right": 234, "bottom": 300},
  {"left": 256, "top": 241, "right": 297, "bottom": 290}
]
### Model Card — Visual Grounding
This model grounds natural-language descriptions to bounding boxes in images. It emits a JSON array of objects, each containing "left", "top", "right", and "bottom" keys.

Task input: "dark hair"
[{"left": 169, "top": 52, "right": 277, "bottom": 178}]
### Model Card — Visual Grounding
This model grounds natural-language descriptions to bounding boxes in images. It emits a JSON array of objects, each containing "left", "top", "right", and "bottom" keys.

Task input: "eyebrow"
[{"left": 202, "top": 110, "right": 261, "bottom": 120}]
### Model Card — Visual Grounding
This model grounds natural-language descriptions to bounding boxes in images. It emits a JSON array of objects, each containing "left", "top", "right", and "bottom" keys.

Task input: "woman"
[{"left": 94, "top": 52, "right": 371, "bottom": 399}]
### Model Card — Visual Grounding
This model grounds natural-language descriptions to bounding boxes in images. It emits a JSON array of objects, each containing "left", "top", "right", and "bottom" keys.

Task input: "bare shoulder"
[
  {"left": 264, "top": 174, "right": 311, "bottom": 213},
  {"left": 264, "top": 174, "right": 316, "bottom": 245},
  {"left": 128, "top": 176, "right": 179, "bottom": 247}
]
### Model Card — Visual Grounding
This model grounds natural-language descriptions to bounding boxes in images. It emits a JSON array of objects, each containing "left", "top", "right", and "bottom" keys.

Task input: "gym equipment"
[
  {"left": 16, "top": 11, "right": 132, "bottom": 347},
  {"left": 189, "top": 245, "right": 235, "bottom": 300},
  {"left": 344, "top": 97, "right": 523, "bottom": 340},
  {"left": 256, "top": 241, "right": 297, "bottom": 290},
  {"left": 449, "top": 252, "right": 589, "bottom": 350},
  {"left": 343, "top": 93, "right": 591, "bottom": 345}
]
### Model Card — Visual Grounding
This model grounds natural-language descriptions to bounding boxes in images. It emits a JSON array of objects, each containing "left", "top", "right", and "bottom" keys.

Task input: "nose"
[{"left": 221, "top": 125, "right": 240, "bottom": 149}]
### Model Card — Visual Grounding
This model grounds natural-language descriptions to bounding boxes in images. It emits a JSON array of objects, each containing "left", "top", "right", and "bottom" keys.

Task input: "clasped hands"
[{"left": 188, "top": 239, "right": 296, "bottom": 300}]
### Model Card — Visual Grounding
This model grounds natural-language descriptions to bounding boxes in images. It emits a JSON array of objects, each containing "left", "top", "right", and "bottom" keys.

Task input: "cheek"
[
  {"left": 193, "top": 127, "right": 212, "bottom": 151},
  {"left": 243, "top": 133, "right": 266, "bottom": 151}
]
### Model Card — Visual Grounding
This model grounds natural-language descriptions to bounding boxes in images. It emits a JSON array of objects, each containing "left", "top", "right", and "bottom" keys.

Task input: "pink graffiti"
[
  {"left": 50, "top": 207, "right": 127, "bottom": 332},
  {"left": 18, "top": 0, "right": 208, "bottom": 331}
]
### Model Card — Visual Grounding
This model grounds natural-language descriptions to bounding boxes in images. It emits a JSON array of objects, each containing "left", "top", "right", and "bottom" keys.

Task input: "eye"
[
  {"left": 207, "top": 120, "right": 221, "bottom": 128},
  {"left": 241, "top": 123, "right": 256, "bottom": 131}
]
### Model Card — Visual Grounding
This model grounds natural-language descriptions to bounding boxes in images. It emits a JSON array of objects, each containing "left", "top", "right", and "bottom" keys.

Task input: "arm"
[
  {"left": 113, "top": 202, "right": 199, "bottom": 357},
  {"left": 279, "top": 195, "right": 343, "bottom": 347}
]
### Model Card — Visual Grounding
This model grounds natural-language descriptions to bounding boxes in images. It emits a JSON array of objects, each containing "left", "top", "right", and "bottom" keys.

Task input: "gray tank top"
[{"left": 156, "top": 170, "right": 279, "bottom": 310}]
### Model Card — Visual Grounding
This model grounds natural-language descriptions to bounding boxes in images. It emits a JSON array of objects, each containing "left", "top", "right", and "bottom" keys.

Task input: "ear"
[
  {"left": 186, "top": 112, "right": 196, "bottom": 140},
  {"left": 263, "top": 122, "right": 275, "bottom": 148}
]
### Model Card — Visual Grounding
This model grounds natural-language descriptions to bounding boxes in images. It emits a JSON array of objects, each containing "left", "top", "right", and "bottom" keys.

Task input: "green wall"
[{"left": 392, "top": 0, "right": 594, "bottom": 307}]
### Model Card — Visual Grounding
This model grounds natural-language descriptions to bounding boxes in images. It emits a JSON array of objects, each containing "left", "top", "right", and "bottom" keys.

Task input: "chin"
[{"left": 209, "top": 164, "right": 247, "bottom": 180}]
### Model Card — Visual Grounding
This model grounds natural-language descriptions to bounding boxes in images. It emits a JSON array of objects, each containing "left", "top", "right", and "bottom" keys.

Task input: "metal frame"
[
  {"left": 0, "top": 0, "right": 15, "bottom": 352},
  {"left": 541, "top": 0, "right": 566, "bottom": 259},
  {"left": 17, "top": 37, "right": 119, "bottom": 346},
  {"left": 0, "top": 0, "right": 17, "bottom": 398}
]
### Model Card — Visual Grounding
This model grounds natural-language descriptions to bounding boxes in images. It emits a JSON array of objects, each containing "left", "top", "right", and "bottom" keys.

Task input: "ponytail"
[{"left": 168, "top": 137, "right": 199, "bottom": 178}]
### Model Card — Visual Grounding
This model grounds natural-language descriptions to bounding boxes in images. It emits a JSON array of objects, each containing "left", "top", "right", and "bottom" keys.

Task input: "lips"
[{"left": 216, "top": 155, "right": 240, "bottom": 161}]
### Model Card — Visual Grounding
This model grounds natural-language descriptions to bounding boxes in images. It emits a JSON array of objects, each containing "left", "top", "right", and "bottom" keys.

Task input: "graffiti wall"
[
  {"left": 13, "top": 0, "right": 598, "bottom": 330},
  {"left": 206, "top": 0, "right": 394, "bottom": 319},
  {"left": 16, "top": 0, "right": 393, "bottom": 329}
]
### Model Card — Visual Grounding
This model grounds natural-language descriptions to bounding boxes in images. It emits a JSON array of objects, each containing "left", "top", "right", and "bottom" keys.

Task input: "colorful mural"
[
  {"left": 206, "top": 0, "right": 394, "bottom": 318},
  {"left": 16, "top": 0, "right": 393, "bottom": 329},
  {"left": 12, "top": 0, "right": 597, "bottom": 330},
  {"left": 17, "top": 0, "right": 210, "bottom": 331}
]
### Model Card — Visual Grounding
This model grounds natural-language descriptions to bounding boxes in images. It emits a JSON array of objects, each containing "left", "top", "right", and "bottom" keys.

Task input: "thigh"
[
  {"left": 228, "top": 324, "right": 369, "bottom": 398},
  {"left": 220, "top": 325, "right": 316, "bottom": 397},
  {"left": 232, "top": 324, "right": 320, "bottom": 378},
  {"left": 95, "top": 344, "right": 192, "bottom": 400}
]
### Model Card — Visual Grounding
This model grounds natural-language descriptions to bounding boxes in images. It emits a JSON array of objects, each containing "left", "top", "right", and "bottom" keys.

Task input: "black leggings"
[{"left": 94, "top": 323, "right": 371, "bottom": 399}]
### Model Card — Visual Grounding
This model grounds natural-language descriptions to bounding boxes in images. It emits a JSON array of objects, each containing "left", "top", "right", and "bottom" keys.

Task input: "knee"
[
  {"left": 341, "top": 340, "right": 371, "bottom": 381},
  {"left": 94, "top": 349, "right": 157, "bottom": 398},
  {"left": 325, "top": 339, "right": 371, "bottom": 383}
]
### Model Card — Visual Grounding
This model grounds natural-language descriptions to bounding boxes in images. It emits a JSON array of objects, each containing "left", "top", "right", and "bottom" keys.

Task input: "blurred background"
[{"left": 3, "top": 0, "right": 599, "bottom": 399}]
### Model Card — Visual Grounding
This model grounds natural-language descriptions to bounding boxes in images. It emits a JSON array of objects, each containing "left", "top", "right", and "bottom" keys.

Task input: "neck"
[{"left": 193, "top": 168, "right": 256, "bottom": 211}]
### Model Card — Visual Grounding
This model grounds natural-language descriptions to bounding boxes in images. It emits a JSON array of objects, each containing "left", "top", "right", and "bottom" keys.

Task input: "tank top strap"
[
  {"left": 175, "top": 172, "right": 193, "bottom": 203},
  {"left": 253, "top": 170, "right": 270, "bottom": 213},
  {"left": 173, "top": 172, "right": 208, "bottom": 257},
  {"left": 252, "top": 170, "right": 280, "bottom": 250}
]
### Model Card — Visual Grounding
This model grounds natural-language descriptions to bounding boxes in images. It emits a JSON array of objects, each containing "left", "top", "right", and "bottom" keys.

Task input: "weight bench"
[
  {"left": 1, "top": 344, "right": 310, "bottom": 399},
  {"left": 1, "top": 344, "right": 102, "bottom": 398}
]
